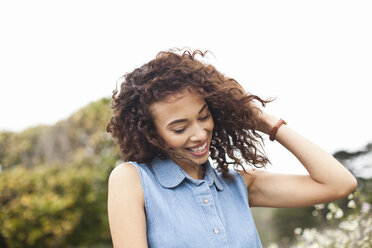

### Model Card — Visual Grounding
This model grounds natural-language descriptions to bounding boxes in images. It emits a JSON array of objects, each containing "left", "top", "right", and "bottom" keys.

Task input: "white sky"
[{"left": 1, "top": 0, "right": 371, "bottom": 174}]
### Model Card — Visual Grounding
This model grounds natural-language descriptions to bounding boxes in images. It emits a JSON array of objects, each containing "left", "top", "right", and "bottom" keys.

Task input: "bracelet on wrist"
[{"left": 269, "top": 119, "right": 287, "bottom": 141}]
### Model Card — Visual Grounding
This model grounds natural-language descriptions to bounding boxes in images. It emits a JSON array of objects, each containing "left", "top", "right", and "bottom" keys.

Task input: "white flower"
[
  {"left": 348, "top": 200, "right": 356, "bottom": 209},
  {"left": 314, "top": 203, "right": 325, "bottom": 210},
  {"left": 328, "top": 202, "right": 337, "bottom": 212},
  {"left": 294, "top": 227, "right": 302, "bottom": 235},
  {"left": 302, "top": 228, "right": 317, "bottom": 242},
  {"left": 326, "top": 212, "right": 333, "bottom": 220},
  {"left": 312, "top": 210, "right": 319, "bottom": 216},
  {"left": 334, "top": 208, "right": 344, "bottom": 219},
  {"left": 339, "top": 217, "right": 359, "bottom": 231}
]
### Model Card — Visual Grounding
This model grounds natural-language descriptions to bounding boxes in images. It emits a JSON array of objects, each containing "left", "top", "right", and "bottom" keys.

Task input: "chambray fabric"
[{"left": 128, "top": 156, "right": 262, "bottom": 248}]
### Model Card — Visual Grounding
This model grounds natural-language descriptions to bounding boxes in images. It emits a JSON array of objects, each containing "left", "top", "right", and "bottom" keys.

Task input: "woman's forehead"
[{"left": 149, "top": 90, "right": 206, "bottom": 122}]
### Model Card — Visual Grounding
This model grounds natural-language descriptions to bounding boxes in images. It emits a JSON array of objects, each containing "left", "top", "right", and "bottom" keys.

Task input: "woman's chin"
[{"left": 169, "top": 150, "right": 209, "bottom": 166}]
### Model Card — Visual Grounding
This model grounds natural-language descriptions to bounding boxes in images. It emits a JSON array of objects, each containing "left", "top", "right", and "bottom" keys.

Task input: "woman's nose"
[{"left": 190, "top": 125, "right": 207, "bottom": 141}]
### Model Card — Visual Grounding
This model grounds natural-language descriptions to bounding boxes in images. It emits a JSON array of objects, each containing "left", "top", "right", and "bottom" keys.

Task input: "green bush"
[{"left": 0, "top": 160, "right": 114, "bottom": 248}]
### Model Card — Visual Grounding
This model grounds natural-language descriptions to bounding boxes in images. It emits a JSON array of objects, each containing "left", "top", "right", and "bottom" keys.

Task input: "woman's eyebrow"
[
  {"left": 166, "top": 104, "right": 208, "bottom": 127},
  {"left": 198, "top": 103, "right": 208, "bottom": 114}
]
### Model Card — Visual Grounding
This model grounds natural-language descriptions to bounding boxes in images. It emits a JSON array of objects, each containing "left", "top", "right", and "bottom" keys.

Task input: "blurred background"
[{"left": 0, "top": 0, "right": 371, "bottom": 247}]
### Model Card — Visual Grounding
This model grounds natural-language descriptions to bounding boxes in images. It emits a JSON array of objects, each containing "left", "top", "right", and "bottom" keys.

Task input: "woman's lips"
[
  {"left": 188, "top": 139, "right": 208, "bottom": 148},
  {"left": 186, "top": 139, "right": 208, "bottom": 156}
]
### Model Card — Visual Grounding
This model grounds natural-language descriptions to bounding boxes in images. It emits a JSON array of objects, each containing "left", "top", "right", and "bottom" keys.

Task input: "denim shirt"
[{"left": 128, "top": 157, "right": 262, "bottom": 248}]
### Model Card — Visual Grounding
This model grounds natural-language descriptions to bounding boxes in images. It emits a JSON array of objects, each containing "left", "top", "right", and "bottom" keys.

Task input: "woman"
[{"left": 106, "top": 49, "right": 357, "bottom": 248}]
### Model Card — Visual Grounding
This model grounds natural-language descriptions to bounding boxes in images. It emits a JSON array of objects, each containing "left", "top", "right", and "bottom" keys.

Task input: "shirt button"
[
  {"left": 203, "top": 197, "right": 208, "bottom": 204},
  {"left": 214, "top": 228, "right": 220, "bottom": 234}
]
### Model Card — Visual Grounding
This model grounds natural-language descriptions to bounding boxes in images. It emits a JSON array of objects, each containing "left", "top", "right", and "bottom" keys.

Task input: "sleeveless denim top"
[{"left": 128, "top": 156, "right": 262, "bottom": 248}]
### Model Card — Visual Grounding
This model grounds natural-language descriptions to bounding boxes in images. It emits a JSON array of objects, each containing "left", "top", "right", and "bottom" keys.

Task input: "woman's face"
[{"left": 150, "top": 89, "right": 214, "bottom": 167}]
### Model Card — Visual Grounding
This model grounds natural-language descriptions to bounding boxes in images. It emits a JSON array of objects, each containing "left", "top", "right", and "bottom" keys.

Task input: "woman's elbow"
[
  {"left": 348, "top": 175, "right": 358, "bottom": 192},
  {"left": 338, "top": 174, "right": 358, "bottom": 198}
]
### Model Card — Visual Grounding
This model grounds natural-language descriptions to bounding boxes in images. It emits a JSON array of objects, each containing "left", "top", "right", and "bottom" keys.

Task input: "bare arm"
[
  {"left": 241, "top": 111, "right": 357, "bottom": 208},
  {"left": 108, "top": 163, "right": 148, "bottom": 248}
]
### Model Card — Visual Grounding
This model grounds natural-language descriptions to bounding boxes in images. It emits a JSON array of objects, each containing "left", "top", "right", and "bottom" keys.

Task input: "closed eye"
[
  {"left": 199, "top": 114, "right": 210, "bottom": 120},
  {"left": 172, "top": 113, "right": 210, "bottom": 134},
  {"left": 172, "top": 128, "right": 186, "bottom": 134}
]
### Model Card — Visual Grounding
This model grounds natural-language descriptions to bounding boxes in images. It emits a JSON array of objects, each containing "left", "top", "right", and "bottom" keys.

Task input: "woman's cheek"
[{"left": 167, "top": 133, "right": 188, "bottom": 148}]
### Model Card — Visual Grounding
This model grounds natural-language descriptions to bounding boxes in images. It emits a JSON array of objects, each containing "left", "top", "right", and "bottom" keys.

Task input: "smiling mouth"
[
  {"left": 186, "top": 139, "right": 208, "bottom": 153},
  {"left": 187, "top": 141, "right": 207, "bottom": 152}
]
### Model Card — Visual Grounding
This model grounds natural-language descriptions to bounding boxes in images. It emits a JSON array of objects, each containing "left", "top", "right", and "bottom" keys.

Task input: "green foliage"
[
  {"left": 0, "top": 97, "right": 119, "bottom": 247},
  {"left": 0, "top": 160, "right": 115, "bottom": 248},
  {"left": 271, "top": 206, "right": 317, "bottom": 244},
  {"left": 0, "top": 97, "right": 118, "bottom": 170}
]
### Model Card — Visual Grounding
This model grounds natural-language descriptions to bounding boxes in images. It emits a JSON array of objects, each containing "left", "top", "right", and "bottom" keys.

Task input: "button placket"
[{"left": 194, "top": 181, "right": 229, "bottom": 247}]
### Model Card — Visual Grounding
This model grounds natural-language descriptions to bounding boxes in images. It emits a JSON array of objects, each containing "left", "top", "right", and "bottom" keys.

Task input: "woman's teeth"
[{"left": 189, "top": 141, "right": 207, "bottom": 152}]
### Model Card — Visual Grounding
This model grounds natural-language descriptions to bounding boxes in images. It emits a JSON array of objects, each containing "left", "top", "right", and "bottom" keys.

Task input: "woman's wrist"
[
  {"left": 269, "top": 119, "right": 287, "bottom": 141},
  {"left": 257, "top": 113, "right": 279, "bottom": 135}
]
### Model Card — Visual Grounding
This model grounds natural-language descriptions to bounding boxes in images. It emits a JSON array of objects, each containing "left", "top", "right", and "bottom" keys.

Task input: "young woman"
[{"left": 106, "top": 49, "right": 357, "bottom": 248}]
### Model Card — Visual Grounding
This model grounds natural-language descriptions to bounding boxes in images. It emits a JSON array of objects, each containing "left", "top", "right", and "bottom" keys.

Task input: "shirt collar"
[{"left": 151, "top": 156, "right": 224, "bottom": 191}]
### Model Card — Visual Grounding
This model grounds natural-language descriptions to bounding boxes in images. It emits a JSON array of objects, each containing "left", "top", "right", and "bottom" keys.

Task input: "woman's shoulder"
[
  {"left": 108, "top": 162, "right": 144, "bottom": 204},
  {"left": 109, "top": 161, "right": 150, "bottom": 179},
  {"left": 107, "top": 162, "right": 147, "bottom": 247},
  {"left": 109, "top": 162, "right": 140, "bottom": 181}
]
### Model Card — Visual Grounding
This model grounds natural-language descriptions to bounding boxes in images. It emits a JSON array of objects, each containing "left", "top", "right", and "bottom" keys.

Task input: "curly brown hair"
[{"left": 107, "top": 49, "right": 271, "bottom": 179}]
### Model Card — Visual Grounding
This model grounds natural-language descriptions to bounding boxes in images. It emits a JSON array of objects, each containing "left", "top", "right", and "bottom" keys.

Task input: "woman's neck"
[{"left": 172, "top": 157, "right": 206, "bottom": 180}]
